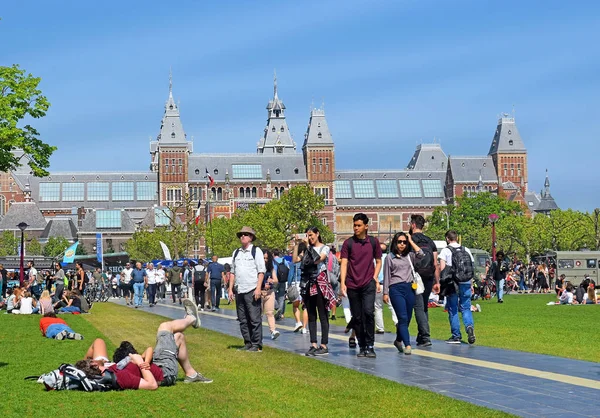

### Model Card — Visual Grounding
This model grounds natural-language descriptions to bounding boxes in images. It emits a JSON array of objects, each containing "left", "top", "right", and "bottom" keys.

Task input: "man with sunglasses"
[{"left": 228, "top": 226, "right": 266, "bottom": 352}]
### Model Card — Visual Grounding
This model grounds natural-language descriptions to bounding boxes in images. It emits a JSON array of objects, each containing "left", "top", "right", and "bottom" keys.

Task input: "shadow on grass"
[
  {"left": 0, "top": 362, "right": 8, "bottom": 367},
  {"left": 227, "top": 344, "right": 246, "bottom": 350}
]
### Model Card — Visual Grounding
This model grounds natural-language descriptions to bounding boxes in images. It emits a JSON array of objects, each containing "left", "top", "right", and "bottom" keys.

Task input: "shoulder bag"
[{"left": 407, "top": 254, "right": 425, "bottom": 295}]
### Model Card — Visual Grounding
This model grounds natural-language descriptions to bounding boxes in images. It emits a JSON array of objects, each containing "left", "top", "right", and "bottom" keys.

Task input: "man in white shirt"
[
  {"left": 227, "top": 227, "right": 266, "bottom": 352},
  {"left": 156, "top": 264, "right": 166, "bottom": 301},
  {"left": 438, "top": 230, "right": 475, "bottom": 345},
  {"left": 27, "top": 261, "right": 41, "bottom": 299},
  {"left": 120, "top": 263, "right": 134, "bottom": 306},
  {"left": 145, "top": 263, "right": 158, "bottom": 307}
]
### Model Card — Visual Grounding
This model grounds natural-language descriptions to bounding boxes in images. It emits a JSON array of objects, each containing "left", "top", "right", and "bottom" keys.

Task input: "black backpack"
[
  {"left": 499, "top": 259, "right": 510, "bottom": 273},
  {"left": 276, "top": 260, "right": 289, "bottom": 283},
  {"left": 448, "top": 246, "right": 474, "bottom": 283},
  {"left": 412, "top": 235, "right": 435, "bottom": 277}
]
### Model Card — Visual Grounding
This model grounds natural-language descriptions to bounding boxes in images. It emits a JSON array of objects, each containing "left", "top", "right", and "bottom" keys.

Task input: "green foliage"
[
  {"left": 42, "top": 236, "right": 70, "bottom": 257},
  {"left": 427, "top": 193, "right": 600, "bottom": 259},
  {"left": 209, "top": 186, "right": 334, "bottom": 256},
  {"left": 0, "top": 230, "right": 17, "bottom": 256},
  {"left": 26, "top": 235, "right": 42, "bottom": 255},
  {"left": 75, "top": 241, "right": 87, "bottom": 255},
  {"left": 0, "top": 64, "right": 56, "bottom": 176}
]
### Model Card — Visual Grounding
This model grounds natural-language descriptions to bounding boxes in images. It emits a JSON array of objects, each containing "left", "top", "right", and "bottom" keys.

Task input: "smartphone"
[{"left": 295, "top": 233, "right": 307, "bottom": 240}]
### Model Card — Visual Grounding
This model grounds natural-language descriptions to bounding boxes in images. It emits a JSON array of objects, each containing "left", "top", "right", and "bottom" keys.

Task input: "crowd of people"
[{"left": 226, "top": 214, "right": 479, "bottom": 357}]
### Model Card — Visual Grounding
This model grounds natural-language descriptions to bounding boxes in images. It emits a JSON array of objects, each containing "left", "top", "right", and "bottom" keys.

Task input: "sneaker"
[
  {"left": 498, "top": 299, "right": 504, "bottom": 304},
  {"left": 183, "top": 299, "right": 201, "bottom": 328},
  {"left": 301, "top": 327, "right": 307, "bottom": 334},
  {"left": 466, "top": 325, "right": 476, "bottom": 345},
  {"left": 55, "top": 330, "right": 67, "bottom": 340},
  {"left": 375, "top": 329, "right": 385, "bottom": 335},
  {"left": 184, "top": 372, "right": 213, "bottom": 384},
  {"left": 271, "top": 330, "right": 280, "bottom": 340},
  {"left": 357, "top": 348, "right": 367, "bottom": 358},
  {"left": 237, "top": 344, "right": 252, "bottom": 351},
  {"left": 416, "top": 340, "right": 432, "bottom": 347},
  {"left": 404, "top": 346, "right": 412, "bottom": 355},
  {"left": 294, "top": 323, "right": 303, "bottom": 332},
  {"left": 476, "top": 303, "right": 482, "bottom": 312},
  {"left": 67, "top": 332, "right": 84, "bottom": 340},
  {"left": 211, "top": 307, "right": 217, "bottom": 312},
  {"left": 365, "top": 347, "right": 377, "bottom": 358},
  {"left": 393, "top": 340, "right": 403, "bottom": 353},
  {"left": 247, "top": 346, "right": 262, "bottom": 352},
  {"left": 305, "top": 346, "right": 317, "bottom": 356},
  {"left": 445, "top": 336, "right": 462, "bottom": 344},
  {"left": 314, "top": 346, "right": 329, "bottom": 356},
  {"left": 330, "top": 315, "right": 336, "bottom": 321}
]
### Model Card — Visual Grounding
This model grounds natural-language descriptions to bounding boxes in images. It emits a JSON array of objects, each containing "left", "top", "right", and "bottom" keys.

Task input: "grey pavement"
[{"left": 110, "top": 298, "right": 600, "bottom": 418}]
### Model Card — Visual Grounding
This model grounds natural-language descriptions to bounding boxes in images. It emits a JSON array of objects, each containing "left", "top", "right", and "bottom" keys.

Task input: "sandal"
[{"left": 348, "top": 337, "right": 357, "bottom": 348}]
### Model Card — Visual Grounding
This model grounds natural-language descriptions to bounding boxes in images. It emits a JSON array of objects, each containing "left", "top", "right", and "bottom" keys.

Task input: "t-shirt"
[
  {"left": 107, "top": 362, "right": 164, "bottom": 390},
  {"left": 121, "top": 268, "right": 133, "bottom": 284},
  {"left": 146, "top": 269, "right": 157, "bottom": 285},
  {"left": 18, "top": 297, "right": 34, "bottom": 314},
  {"left": 156, "top": 269, "right": 165, "bottom": 283},
  {"left": 92, "top": 272, "right": 103, "bottom": 283},
  {"left": 206, "top": 262, "right": 225, "bottom": 280},
  {"left": 340, "top": 235, "right": 382, "bottom": 289},
  {"left": 131, "top": 268, "right": 146, "bottom": 283},
  {"left": 438, "top": 243, "right": 474, "bottom": 266},
  {"left": 29, "top": 267, "right": 40, "bottom": 284},
  {"left": 70, "top": 295, "right": 81, "bottom": 309},
  {"left": 40, "top": 317, "right": 67, "bottom": 335}
]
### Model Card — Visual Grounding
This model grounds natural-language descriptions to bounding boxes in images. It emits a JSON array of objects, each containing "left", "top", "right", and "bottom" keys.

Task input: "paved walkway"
[{"left": 111, "top": 299, "right": 600, "bottom": 418}]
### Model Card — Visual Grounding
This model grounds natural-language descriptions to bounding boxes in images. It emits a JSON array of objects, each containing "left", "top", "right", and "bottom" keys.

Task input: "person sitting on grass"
[
  {"left": 6, "top": 288, "right": 18, "bottom": 314},
  {"left": 559, "top": 283, "right": 575, "bottom": 305},
  {"left": 584, "top": 284, "right": 597, "bottom": 304},
  {"left": 38, "top": 290, "right": 54, "bottom": 315},
  {"left": 76, "top": 299, "right": 211, "bottom": 390},
  {"left": 39, "top": 312, "right": 83, "bottom": 340},
  {"left": 12, "top": 290, "right": 38, "bottom": 314},
  {"left": 56, "top": 290, "right": 82, "bottom": 314}
]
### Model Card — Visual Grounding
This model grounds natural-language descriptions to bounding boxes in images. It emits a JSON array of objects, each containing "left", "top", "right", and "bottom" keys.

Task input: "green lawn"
[
  {"left": 0, "top": 304, "right": 511, "bottom": 418},
  {"left": 219, "top": 292, "right": 599, "bottom": 363}
]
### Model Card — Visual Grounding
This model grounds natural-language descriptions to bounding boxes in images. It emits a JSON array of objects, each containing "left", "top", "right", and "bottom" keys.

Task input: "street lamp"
[
  {"left": 488, "top": 214, "right": 499, "bottom": 261},
  {"left": 17, "top": 222, "right": 28, "bottom": 287}
]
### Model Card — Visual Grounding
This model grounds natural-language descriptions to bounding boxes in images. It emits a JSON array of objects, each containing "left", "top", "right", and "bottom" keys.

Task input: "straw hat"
[{"left": 236, "top": 226, "right": 257, "bottom": 241}]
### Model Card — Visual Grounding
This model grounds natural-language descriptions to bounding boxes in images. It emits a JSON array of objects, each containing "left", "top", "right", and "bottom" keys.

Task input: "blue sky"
[{"left": 2, "top": 0, "right": 599, "bottom": 211}]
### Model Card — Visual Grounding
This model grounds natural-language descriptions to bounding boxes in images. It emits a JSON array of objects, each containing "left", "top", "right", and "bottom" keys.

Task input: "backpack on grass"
[{"left": 25, "top": 363, "right": 116, "bottom": 392}]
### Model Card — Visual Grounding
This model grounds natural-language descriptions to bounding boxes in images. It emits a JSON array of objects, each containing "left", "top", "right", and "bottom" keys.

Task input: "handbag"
[
  {"left": 287, "top": 282, "right": 300, "bottom": 301},
  {"left": 407, "top": 254, "right": 425, "bottom": 295}
]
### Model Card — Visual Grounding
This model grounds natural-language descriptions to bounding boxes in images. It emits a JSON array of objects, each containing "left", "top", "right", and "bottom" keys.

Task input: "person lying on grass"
[
  {"left": 75, "top": 299, "right": 212, "bottom": 390},
  {"left": 39, "top": 313, "right": 84, "bottom": 340}
]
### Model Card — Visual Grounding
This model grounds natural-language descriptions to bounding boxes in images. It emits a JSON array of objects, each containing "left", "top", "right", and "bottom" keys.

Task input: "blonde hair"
[
  {"left": 588, "top": 287, "right": 597, "bottom": 303},
  {"left": 41, "top": 290, "right": 51, "bottom": 299}
]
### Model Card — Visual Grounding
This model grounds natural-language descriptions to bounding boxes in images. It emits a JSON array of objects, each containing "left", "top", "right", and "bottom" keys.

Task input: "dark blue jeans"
[
  {"left": 210, "top": 279, "right": 221, "bottom": 308},
  {"left": 388, "top": 282, "right": 415, "bottom": 347}
]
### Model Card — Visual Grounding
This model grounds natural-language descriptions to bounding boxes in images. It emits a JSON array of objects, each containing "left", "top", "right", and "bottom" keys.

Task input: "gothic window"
[
  {"left": 317, "top": 132, "right": 322, "bottom": 139},
  {"left": 164, "top": 159, "right": 169, "bottom": 173},
  {"left": 0, "top": 195, "right": 5, "bottom": 217},
  {"left": 325, "top": 157, "right": 330, "bottom": 173},
  {"left": 217, "top": 187, "right": 223, "bottom": 201},
  {"left": 252, "top": 187, "right": 257, "bottom": 198},
  {"left": 279, "top": 187, "right": 285, "bottom": 196},
  {"left": 171, "top": 132, "right": 176, "bottom": 138},
  {"left": 312, "top": 158, "right": 316, "bottom": 174},
  {"left": 280, "top": 126, "right": 284, "bottom": 132},
  {"left": 246, "top": 187, "right": 251, "bottom": 197},
  {"left": 239, "top": 187, "right": 245, "bottom": 198},
  {"left": 169, "top": 104, "right": 173, "bottom": 110},
  {"left": 272, "top": 126, "right": 276, "bottom": 132}
]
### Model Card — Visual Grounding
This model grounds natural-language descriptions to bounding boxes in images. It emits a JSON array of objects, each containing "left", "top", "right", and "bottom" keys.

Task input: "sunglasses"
[
  {"left": 398, "top": 240, "right": 408, "bottom": 244},
  {"left": 239, "top": 233, "right": 251, "bottom": 237}
]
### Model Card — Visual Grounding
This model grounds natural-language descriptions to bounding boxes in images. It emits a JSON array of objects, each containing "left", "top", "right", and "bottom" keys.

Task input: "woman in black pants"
[
  {"left": 294, "top": 226, "right": 335, "bottom": 357},
  {"left": 193, "top": 262, "right": 207, "bottom": 311}
]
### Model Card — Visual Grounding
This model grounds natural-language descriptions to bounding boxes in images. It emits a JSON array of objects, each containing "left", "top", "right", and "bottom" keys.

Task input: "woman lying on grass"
[{"left": 76, "top": 299, "right": 212, "bottom": 390}]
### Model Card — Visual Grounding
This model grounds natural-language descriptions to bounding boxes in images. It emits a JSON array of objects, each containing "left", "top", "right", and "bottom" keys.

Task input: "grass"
[
  {"left": 218, "top": 292, "right": 600, "bottom": 363},
  {"left": 0, "top": 304, "right": 512, "bottom": 418}
]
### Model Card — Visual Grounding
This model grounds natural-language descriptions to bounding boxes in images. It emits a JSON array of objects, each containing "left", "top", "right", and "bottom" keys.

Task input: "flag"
[
  {"left": 160, "top": 241, "right": 172, "bottom": 260},
  {"left": 96, "top": 233, "right": 103, "bottom": 264},
  {"left": 195, "top": 198, "right": 201, "bottom": 225},
  {"left": 63, "top": 242, "right": 79, "bottom": 263},
  {"left": 205, "top": 168, "right": 215, "bottom": 187}
]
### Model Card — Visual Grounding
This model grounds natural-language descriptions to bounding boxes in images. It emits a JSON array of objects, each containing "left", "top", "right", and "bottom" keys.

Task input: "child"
[{"left": 559, "top": 283, "right": 574, "bottom": 305}]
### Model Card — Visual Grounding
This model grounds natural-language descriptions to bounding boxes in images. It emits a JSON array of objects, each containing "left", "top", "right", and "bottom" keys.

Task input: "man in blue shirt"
[
  {"left": 131, "top": 262, "right": 147, "bottom": 308},
  {"left": 205, "top": 256, "right": 225, "bottom": 311}
]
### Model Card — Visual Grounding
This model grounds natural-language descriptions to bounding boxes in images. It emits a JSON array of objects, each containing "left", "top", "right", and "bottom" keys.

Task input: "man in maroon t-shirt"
[{"left": 340, "top": 213, "right": 382, "bottom": 359}]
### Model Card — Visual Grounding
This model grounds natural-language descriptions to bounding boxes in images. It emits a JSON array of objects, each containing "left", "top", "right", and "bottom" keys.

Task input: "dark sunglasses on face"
[
  {"left": 398, "top": 240, "right": 408, "bottom": 244},
  {"left": 239, "top": 233, "right": 251, "bottom": 237}
]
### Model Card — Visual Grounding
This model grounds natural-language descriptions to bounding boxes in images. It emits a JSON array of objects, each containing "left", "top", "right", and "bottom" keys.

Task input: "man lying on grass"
[{"left": 76, "top": 299, "right": 212, "bottom": 389}]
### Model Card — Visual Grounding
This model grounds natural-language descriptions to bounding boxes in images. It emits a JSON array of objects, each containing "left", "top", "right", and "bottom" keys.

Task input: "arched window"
[
  {"left": 239, "top": 187, "right": 245, "bottom": 198},
  {"left": 246, "top": 187, "right": 251, "bottom": 197},
  {"left": 217, "top": 187, "right": 223, "bottom": 201},
  {"left": 312, "top": 158, "right": 316, "bottom": 174},
  {"left": 325, "top": 157, "right": 330, "bottom": 173},
  {"left": 319, "top": 157, "right": 323, "bottom": 173},
  {"left": 272, "top": 126, "right": 276, "bottom": 132},
  {"left": 279, "top": 187, "right": 285, "bottom": 196},
  {"left": 171, "top": 132, "right": 176, "bottom": 138},
  {"left": 317, "top": 132, "right": 322, "bottom": 139},
  {"left": 211, "top": 187, "right": 216, "bottom": 200},
  {"left": 0, "top": 195, "right": 5, "bottom": 216},
  {"left": 252, "top": 187, "right": 257, "bottom": 198},
  {"left": 280, "top": 126, "right": 284, "bottom": 132}
]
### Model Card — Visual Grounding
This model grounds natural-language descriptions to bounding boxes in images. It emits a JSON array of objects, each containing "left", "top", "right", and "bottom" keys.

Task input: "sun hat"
[{"left": 236, "top": 226, "right": 257, "bottom": 241}]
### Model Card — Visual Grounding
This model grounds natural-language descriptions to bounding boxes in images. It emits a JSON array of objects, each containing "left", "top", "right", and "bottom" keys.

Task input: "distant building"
[{"left": 0, "top": 74, "right": 558, "bottom": 254}]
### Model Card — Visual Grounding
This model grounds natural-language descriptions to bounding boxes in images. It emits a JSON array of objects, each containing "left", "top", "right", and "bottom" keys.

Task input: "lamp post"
[
  {"left": 488, "top": 214, "right": 499, "bottom": 262},
  {"left": 17, "top": 222, "right": 28, "bottom": 287}
]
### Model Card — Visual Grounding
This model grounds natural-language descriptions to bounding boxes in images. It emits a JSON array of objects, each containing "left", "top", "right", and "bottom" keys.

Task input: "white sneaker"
[
  {"left": 271, "top": 330, "right": 280, "bottom": 340},
  {"left": 476, "top": 303, "right": 482, "bottom": 312},
  {"left": 301, "top": 327, "right": 307, "bottom": 334},
  {"left": 294, "top": 322, "right": 303, "bottom": 332}
]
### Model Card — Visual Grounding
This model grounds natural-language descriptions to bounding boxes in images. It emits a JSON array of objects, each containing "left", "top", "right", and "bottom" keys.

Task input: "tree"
[
  {"left": 0, "top": 230, "right": 17, "bottom": 256},
  {"left": 26, "top": 235, "right": 42, "bottom": 256},
  {"left": 0, "top": 65, "right": 56, "bottom": 176},
  {"left": 125, "top": 227, "right": 189, "bottom": 261},
  {"left": 43, "top": 236, "right": 70, "bottom": 257}
]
